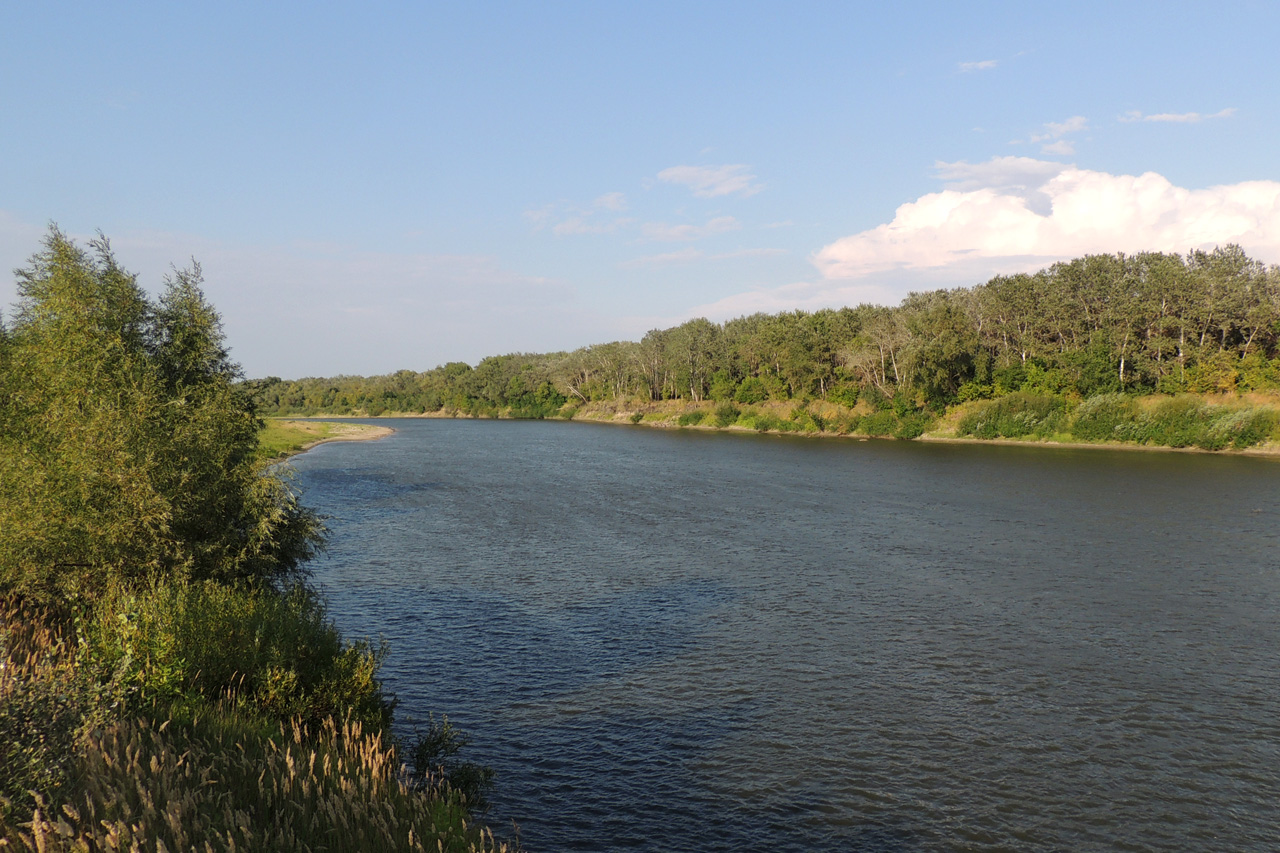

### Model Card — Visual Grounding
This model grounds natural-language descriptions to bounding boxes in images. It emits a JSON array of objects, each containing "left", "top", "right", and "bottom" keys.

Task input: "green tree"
[{"left": 0, "top": 229, "right": 322, "bottom": 603}]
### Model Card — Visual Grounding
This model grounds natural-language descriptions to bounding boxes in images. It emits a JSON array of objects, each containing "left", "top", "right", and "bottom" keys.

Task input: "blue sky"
[{"left": 3, "top": 1, "right": 1278, "bottom": 378}]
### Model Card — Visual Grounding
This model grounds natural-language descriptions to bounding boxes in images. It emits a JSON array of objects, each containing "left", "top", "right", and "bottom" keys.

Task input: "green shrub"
[
  {"left": 892, "top": 412, "right": 933, "bottom": 439},
  {"left": 858, "top": 410, "right": 898, "bottom": 437},
  {"left": 628, "top": 412, "right": 644, "bottom": 424},
  {"left": 1204, "top": 407, "right": 1278, "bottom": 449},
  {"left": 713, "top": 402, "right": 741, "bottom": 427},
  {"left": 753, "top": 413, "right": 782, "bottom": 432},
  {"left": 734, "top": 377, "right": 767, "bottom": 404},
  {"left": 956, "top": 393, "right": 1066, "bottom": 439},
  {"left": 677, "top": 410, "right": 706, "bottom": 426},
  {"left": 77, "top": 580, "right": 390, "bottom": 731},
  {"left": 405, "top": 714, "right": 496, "bottom": 812},
  {"left": 1069, "top": 393, "right": 1138, "bottom": 441},
  {"left": 1129, "top": 396, "right": 1211, "bottom": 447}
]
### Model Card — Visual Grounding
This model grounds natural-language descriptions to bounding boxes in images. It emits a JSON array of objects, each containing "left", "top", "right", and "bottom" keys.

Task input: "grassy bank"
[
  {"left": 537, "top": 393, "right": 1280, "bottom": 455},
  {"left": 260, "top": 418, "right": 396, "bottom": 460}
]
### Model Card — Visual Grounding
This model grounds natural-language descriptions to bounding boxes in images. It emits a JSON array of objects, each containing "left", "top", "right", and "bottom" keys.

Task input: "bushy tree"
[{"left": 0, "top": 229, "right": 322, "bottom": 604}]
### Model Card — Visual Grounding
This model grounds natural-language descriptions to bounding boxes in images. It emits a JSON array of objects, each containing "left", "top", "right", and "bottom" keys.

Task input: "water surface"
[{"left": 290, "top": 420, "right": 1280, "bottom": 852}]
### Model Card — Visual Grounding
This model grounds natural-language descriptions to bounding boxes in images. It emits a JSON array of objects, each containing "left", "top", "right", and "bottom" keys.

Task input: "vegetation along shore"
[
  {"left": 0, "top": 230, "right": 508, "bottom": 851},
  {"left": 251, "top": 246, "right": 1280, "bottom": 455},
  {"left": 259, "top": 418, "right": 395, "bottom": 460}
]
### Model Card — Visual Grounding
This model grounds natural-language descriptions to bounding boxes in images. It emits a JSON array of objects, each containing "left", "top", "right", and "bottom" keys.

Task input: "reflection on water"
[{"left": 291, "top": 420, "right": 1280, "bottom": 852}]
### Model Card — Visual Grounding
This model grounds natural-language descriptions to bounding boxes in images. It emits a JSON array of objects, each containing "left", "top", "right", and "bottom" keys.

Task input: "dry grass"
[
  {"left": 5, "top": 713, "right": 511, "bottom": 853},
  {"left": 1, "top": 597, "right": 512, "bottom": 853}
]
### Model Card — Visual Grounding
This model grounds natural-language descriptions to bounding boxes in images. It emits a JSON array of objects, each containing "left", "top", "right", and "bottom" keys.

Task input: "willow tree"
[{"left": 0, "top": 229, "right": 321, "bottom": 604}]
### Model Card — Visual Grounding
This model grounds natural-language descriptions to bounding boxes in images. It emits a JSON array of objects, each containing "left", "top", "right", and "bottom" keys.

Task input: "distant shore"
[
  {"left": 260, "top": 418, "right": 395, "bottom": 460},
  {"left": 263, "top": 404, "right": 1280, "bottom": 459}
]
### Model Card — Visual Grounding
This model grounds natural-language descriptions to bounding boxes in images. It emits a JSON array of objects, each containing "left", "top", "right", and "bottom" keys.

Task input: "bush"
[
  {"left": 77, "top": 580, "right": 391, "bottom": 731},
  {"left": 1069, "top": 393, "right": 1138, "bottom": 441},
  {"left": 734, "top": 377, "right": 767, "bottom": 404},
  {"left": 892, "top": 412, "right": 933, "bottom": 439},
  {"left": 713, "top": 402, "right": 741, "bottom": 427},
  {"left": 1204, "top": 407, "right": 1278, "bottom": 449},
  {"left": 858, "top": 410, "right": 898, "bottom": 437},
  {"left": 677, "top": 410, "right": 706, "bottom": 426},
  {"left": 956, "top": 393, "right": 1066, "bottom": 439},
  {"left": 753, "top": 412, "right": 782, "bottom": 432}
]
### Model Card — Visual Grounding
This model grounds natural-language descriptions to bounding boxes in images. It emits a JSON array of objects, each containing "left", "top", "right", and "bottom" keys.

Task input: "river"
[{"left": 288, "top": 419, "right": 1280, "bottom": 852}]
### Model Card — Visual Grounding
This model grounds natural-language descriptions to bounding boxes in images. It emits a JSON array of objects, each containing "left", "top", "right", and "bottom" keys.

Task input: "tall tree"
[{"left": 0, "top": 229, "right": 322, "bottom": 603}]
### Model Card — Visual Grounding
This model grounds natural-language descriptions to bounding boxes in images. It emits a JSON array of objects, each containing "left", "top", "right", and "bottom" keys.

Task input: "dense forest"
[
  {"left": 253, "top": 247, "right": 1280, "bottom": 420},
  {"left": 0, "top": 230, "right": 504, "bottom": 851}
]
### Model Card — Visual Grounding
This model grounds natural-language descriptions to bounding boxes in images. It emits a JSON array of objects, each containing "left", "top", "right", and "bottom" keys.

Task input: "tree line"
[{"left": 253, "top": 246, "right": 1280, "bottom": 417}]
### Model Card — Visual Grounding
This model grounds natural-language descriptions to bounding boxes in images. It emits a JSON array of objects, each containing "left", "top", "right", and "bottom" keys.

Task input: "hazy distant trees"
[{"left": 251, "top": 247, "right": 1280, "bottom": 418}]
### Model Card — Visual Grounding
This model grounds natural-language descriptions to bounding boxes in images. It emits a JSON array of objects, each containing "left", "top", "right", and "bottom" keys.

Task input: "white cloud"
[
  {"left": 527, "top": 194, "right": 632, "bottom": 236},
  {"left": 1119, "top": 108, "right": 1236, "bottom": 124},
  {"left": 958, "top": 59, "right": 998, "bottom": 72},
  {"left": 552, "top": 216, "right": 634, "bottom": 236},
  {"left": 594, "top": 192, "right": 628, "bottom": 211},
  {"left": 641, "top": 216, "right": 740, "bottom": 242},
  {"left": 657, "top": 164, "right": 762, "bottom": 198},
  {"left": 1025, "top": 115, "right": 1088, "bottom": 155},
  {"left": 813, "top": 159, "right": 1280, "bottom": 282}
]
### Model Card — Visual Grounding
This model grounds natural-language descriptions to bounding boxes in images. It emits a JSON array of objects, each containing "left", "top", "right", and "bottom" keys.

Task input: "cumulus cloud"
[
  {"left": 658, "top": 164, "right": 761, "bottom": 198},
  {"left": 959, "top": 59, "right": 998, "bottom": 72},
  {"left": 641, "top": 216, "right": 740, "bottom": 242},
  {"left": 1120, "top": 108, "right": 1236, "bottom": 124},
  {"left": 813, "top": 159, "right": 1280, "bottom": 281}
]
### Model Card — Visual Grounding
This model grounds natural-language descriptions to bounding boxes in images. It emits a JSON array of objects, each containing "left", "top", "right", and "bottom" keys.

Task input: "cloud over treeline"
[{"left": 815, "top": 158, "right": 1280, "bottom": 280}]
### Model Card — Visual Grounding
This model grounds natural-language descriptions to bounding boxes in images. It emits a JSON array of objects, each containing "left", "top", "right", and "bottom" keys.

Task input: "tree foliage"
[{"left": 0, "top": 229, "right": 322, "bottom": 603}]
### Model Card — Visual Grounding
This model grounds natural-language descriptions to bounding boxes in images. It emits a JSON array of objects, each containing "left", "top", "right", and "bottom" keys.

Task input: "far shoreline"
[{"left": 271, "top": 411, "right": 1280, "bottom": 459}]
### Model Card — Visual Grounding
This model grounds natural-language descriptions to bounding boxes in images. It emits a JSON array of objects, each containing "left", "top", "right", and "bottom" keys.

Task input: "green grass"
[{"left": 259, "top": 419, "right": 388, "bottom": 460}]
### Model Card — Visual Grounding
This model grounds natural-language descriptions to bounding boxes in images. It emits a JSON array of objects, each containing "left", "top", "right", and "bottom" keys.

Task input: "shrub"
[
  {"left": 956, "top": 393, "right": 1066, "bottom": 439},
  {"left": 734, "top": 377, "right": 767, "bottom": 404},
  {"left": 1205, "top": 407, "right": 1278, "bottom": 449},
  {"left": 677, "top": 410, "right": 706, "bottom": 426},
  {"left": 1129, "top": 396, "right": 1211, "bottom": 447},
  {"left": 753, "top": 412, "right": 782, "bottom": 432},
  {"left": 1069, "top": 393, "right": 1138, "bottom": 441},
  {"left": 77, "top": 580, "right": 391, "bottom": 731},
  {"left": 628, "top": 412, "right": 644, "bottom": 424},
  {"left": 892, "top": 412, "right": 933, "bottom": 439},
  {"left": 713, "top": 402, "right": 741, "bottom": 427},
  {"left": 858, "top": 410, "right": 898, "bottom": 437}
]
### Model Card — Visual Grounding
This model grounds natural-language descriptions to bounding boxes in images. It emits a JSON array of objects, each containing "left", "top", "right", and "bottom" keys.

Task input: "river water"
[{"left": 288, "top": 419, "right": 1280, "bottom": 852}]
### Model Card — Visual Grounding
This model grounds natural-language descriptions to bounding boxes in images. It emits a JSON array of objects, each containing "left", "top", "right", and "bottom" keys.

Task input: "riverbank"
[
  {"left": 259, "top": 418, "right": 396, "bottom": 460},
  {"left": 273, "top": 394, "right": 1280, "bottom": 458}
]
